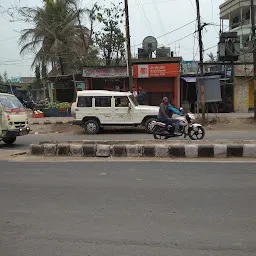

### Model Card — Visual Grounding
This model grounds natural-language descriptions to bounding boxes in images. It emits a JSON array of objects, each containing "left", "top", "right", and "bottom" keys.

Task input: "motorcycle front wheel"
[
  {"left": 153, "top": 126, "right": 167, "bottom": 140},
  {"left": 188, "top": 126, "right": 205, "bottom": 140}
]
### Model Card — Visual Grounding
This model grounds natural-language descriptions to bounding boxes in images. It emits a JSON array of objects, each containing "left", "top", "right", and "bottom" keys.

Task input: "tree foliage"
[
  {"left": 14, "top": 0, "right": 96, "bottom": 75},
  {"left": 94, "top": 2, "right": 126, "bottom": 66},
  {"left": 207, "top": 52, "right": 217, "bottom": 62}
]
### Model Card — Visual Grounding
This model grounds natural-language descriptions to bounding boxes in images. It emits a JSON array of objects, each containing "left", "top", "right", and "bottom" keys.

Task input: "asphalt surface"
[
  {"left": 1, "top": 130, "right": 256, "bottom": 151},
  {"left": 0, "top": 161, "right": 256, "bottom": 255}
]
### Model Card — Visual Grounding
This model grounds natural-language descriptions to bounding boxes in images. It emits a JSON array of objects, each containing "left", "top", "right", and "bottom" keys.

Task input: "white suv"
[{"left": 72, "top": 90, "right": 159, "bottom": 134}]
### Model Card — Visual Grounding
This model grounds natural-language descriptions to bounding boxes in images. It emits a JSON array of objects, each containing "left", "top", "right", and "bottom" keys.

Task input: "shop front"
[
  {"left": 83, "top": 67, "right": 128, "bottom": 91},
  {"left": 133, "top": 61, "right": 180, "bottom": 107}
]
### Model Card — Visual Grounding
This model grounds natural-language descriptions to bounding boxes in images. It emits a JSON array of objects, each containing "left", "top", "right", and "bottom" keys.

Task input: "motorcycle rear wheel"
[{"left": 153, "top": 126, "right": 167, "bottom": 140}]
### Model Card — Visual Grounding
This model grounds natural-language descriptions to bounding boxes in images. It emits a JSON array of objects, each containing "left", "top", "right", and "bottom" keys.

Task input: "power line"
[
  {"left": 204, "top": 44, "right": 218, "bottom": 52},
  {"left": 152, "top": 0, "right": 167, "bottom": 44},
  {"left": 189, "top": 0, "right": 196, "bottom": 13},
  {"left": 134, "top": 20, "right": 196, "bottom": 47},
  {"left": 136, "top": 0, "right": 155, "bottom": 36},
  {"left": 164, "top": 32, "right": 195, "bottom": 47}
]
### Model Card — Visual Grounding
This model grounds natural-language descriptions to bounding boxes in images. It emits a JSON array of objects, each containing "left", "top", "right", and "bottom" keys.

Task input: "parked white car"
[{"left": 72, "top": 90, "right": 159, "bottom": 134}]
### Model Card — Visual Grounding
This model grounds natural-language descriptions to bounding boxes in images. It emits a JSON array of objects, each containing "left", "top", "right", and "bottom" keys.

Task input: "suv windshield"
[
  {"left": 129, "top": 95, "right": 139, "bottom": 106},
  {"left": 0, "top": 96, "right": 24, "bottom": 110}
]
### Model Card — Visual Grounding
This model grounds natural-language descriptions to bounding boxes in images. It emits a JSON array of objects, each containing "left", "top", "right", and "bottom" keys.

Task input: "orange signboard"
[{"left": 133, "top": 63, "right": 180, "bottom": 78}]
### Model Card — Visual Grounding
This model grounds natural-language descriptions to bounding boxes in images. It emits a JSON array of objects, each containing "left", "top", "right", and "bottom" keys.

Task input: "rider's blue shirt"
[{"left": 168, "top": 105, "right": 182, "bottom": 116}]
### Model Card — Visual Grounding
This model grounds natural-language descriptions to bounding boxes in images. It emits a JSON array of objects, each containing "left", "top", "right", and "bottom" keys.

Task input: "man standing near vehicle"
[
  {"left": 138, "top": 86, "right": 147, "bottom": 105},
  {"left": 157, "top": 97, "right": 182, "bottom": 135}
]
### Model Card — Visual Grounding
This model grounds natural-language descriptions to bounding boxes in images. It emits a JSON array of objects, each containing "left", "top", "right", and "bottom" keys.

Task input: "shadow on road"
[
  {"left": 75, "top": 128, "right": 147, "bottom": 135},
  {"left": 0, "top": 143, "right": 26, "bottom": 150}
]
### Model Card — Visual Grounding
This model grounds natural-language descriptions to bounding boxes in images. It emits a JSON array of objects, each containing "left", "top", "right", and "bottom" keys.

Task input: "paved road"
[
  {"left": 1, "top": 130, "right": 256, "bottom": 151},
  {"left": 0, "top": 161, "right": 256, "bottom": 255}
]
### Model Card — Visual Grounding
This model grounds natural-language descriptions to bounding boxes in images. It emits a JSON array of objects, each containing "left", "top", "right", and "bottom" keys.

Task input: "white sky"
[{"left": 0, "top": 0, "right": 225, "bottom": 78}]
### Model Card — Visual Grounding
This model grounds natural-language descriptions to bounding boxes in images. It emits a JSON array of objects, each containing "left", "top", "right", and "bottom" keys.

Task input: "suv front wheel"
[{"left": 84, "top": 120, "right": 100, "bottom": 134}]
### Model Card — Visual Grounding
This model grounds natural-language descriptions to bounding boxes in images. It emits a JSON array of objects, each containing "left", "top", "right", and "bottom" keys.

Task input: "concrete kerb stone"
[
  {"left": 29, "top": 142, "right": 256, "bottom": 158},
  {"left": 198, "top": 145, "right": 214, "bottom": 157},
  {"left": 142, "top": 145, "right": 155, "bottom": 157},
  {"left": 214, "top": 144, "right": 227, "bottom": 158},
  {"left": 57, "top": 143, "right": 71, "bottom": 156},
  {"left": 96, "top": 144, "right": 111, "bottom": 157},
  {"left": 227, "top": 144, "right": 243, "bottom": 157},
  {"left": 43, "top": 143, "right": 57, "bottom": 156},
  {"left": 169, "top": 145, "right": 185, "bottom": 157},
  {"left": 126, "top": 144, "right": 142, "bottom": 157},
  {"left": 82, "top": 144, "right": 96, "bottom": 157},
  {"left": 185, "top": 145, "right": 199, "bottom": 158},
  {"left": 113, "top": 145, "right": 127, "bottom": 157},
  {"left": 243, "top": 144, "right": 256, "bottom": 157},
  {"left": 70, "top": 144, "right": 83, "bottom": 157},
  {"left": 155, "top": 145, "right": 169, "bottom": 157},
  {"left": 30, "top": 144, "right": 44, "bottom": 155}
]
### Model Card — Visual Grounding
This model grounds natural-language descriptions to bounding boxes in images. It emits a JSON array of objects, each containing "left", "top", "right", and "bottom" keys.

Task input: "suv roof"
[
  {"left": 0, "top": 93, "right": 16, "bottom": 97},
  {"left": 77, "top": 90, "right": 132, "bottom": 97}
]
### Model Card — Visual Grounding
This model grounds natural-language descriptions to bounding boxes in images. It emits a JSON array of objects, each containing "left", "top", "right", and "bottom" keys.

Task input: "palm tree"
[{"left": 19, "top": 0, "right": 91, "bottom": 75}]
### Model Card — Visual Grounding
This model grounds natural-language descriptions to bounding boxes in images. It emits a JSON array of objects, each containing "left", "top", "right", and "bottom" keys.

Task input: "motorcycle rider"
[{"left": 157, "top": 97, "right": 182, "bottom": 135}]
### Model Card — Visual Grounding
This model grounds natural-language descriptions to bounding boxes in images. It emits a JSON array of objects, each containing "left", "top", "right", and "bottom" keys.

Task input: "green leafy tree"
[
  {"left": 17, "top": 0, "right": 94, "bottom": 75},
  {"left": 94, "top": 2, "right": 126, "bottom": 66}
]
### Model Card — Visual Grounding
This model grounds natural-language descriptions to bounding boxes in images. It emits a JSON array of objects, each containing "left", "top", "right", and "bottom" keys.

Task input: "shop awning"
[{"left": 181, "top": 77, "right": 196, "bottom": 83}]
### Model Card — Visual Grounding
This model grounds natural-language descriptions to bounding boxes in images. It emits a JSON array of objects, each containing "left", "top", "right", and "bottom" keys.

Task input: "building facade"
[
  {"left": 83, "top": 57, "right": 182, "bottom": 107},
  {"left": 220, "top": 0, "right": 255, "bottom": 112}
]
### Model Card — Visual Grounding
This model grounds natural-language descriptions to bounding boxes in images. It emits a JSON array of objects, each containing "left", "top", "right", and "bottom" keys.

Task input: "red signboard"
[
  {"left": 83, "top": 67, "right": 128, "bottom": 78},
  {"left": 133, "top": 63, "right": 180, "bottom": 78}
]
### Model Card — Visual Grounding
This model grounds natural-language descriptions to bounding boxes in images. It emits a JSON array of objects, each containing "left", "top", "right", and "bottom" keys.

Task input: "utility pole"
[
  {"left": 124, "top": 0, "right": 133, "bottom": 92},
  {"left": 195, "top": 0, "right": 206, "bottom": 121},
  {"left": 250, "top": 0, "right": 256, "bottom": 119}
]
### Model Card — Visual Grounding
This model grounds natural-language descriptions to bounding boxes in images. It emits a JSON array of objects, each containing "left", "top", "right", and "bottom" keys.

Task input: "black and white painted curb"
[
  {"left": 30, "top": 143, "right": 256, "bottom": 158},
  {"left": 30, "top": 120, "right": 73, "bottom": 125}
]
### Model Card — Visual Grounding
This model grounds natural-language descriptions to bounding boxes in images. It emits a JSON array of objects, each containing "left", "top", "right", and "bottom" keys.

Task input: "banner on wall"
[
  {"left": 133, "top": 63, "right": 180, "bottom": 78},
  {"left": 83, "top": 67, "right": 128, "bottom": 78}
]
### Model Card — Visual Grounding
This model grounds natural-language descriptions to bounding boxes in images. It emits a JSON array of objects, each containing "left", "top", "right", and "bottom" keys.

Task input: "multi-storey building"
[{"left": 220, "top": 0, "right": 255, "bottom": 112}]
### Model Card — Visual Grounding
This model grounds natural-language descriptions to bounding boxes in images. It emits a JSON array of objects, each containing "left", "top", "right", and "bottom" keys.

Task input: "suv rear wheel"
[{"left": 84, "top": 120, "right": 100, "bottom": 134}]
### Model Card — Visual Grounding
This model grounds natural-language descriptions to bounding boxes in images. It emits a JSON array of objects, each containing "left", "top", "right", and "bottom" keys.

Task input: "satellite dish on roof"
[{"left": 142, "top": 36, "right": 158, "bottom": 57}]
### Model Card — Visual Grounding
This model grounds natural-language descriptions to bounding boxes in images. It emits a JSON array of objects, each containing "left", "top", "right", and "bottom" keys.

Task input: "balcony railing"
[{"left": 231, "top": 19, "right": 252, "bottom": 29}]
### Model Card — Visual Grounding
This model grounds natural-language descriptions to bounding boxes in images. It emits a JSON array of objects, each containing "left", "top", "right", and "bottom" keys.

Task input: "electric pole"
[
  {"left": 250, "top": 0, "right": 256, "bottom": 119},
  {"left": 124, "top": 0, "right": 133, "bottom": 92},
  {"left": 195, "top": 0, "right": 206, "bottom": 121}
]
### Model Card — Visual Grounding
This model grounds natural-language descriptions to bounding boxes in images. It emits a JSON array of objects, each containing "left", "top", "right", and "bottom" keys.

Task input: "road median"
[{"left": 30, "top": 141, "right": 256, "bottom": 158}]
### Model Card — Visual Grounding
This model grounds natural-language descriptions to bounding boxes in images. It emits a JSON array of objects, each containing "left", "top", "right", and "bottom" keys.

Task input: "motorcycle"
[
  {"left": 152, "top": 113, "right": 205, "bottom": 140},
  {"left": 22, "top": 99, "right": 36, "bottom": 110}
]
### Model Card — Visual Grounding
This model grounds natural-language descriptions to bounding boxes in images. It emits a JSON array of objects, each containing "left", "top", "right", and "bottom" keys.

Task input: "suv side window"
[
  {"left": 115, "top": 97, "right": 129, "bottom": 107},
  {"left": 95, "top": 97, "right": 111, "bottom": 107},
  {"left": 77, "top": 96, "right": 92, "bottom": 107}
]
